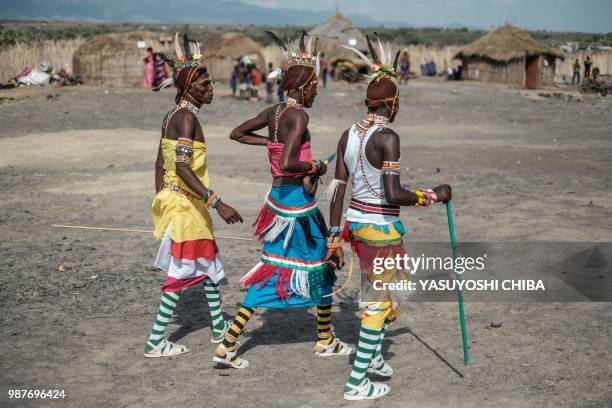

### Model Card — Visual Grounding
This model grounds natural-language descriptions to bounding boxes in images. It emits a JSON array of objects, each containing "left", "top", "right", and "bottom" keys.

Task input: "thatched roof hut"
[
  {"left": 454, "top": 24, "right": 564, "bottom": 89},
  {"left": 200, "top": 32, "right": 265, "bottom": 81},
  {"left": 73, "top": 31, "right": 172, "bottom": 86},
  {"left": 308, "top": 10, "right": 369, "bottom": 78}
]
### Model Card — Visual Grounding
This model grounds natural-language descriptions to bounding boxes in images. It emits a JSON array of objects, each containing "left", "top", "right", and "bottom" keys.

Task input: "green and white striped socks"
[
  {"left": 344, "top": 324, "right": 383, "bottom": 393},
  {"left": 371, "top": 320, "right": 389, "bottom": 369},
  {"left": 145, "top": 291, "right": 181, "bottom": 352},
  {"left": 203, "top": 279, "right": 226, "bottom": 338}
]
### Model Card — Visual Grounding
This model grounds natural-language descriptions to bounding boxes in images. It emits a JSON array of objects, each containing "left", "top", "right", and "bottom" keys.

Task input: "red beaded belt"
[
  {"left": 349, "top": 198, "right": 400, "bottom": 216},
  {"left": 164, "top": 182, "right": 193, "bottom": 197}
]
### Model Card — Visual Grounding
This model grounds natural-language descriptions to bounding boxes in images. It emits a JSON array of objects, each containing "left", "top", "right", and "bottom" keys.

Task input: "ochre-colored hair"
[
  {"left": 282, "top": 64, "right": 316, "bottom": 92},
  {"left": 365, "top": 76, "right": 399, "bottom": 109}
]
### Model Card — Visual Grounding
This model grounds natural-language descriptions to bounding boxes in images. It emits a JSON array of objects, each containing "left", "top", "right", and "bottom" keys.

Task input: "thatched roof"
[
  {"left": 309, "top": 10, "right": 367, "bottom": 49},
  {"left": 200, "top": 32, "right": 265, "bottom": 81},
  {"left": 73, "top": 31, "right": 172, "bottom": 85},
  {"left": 307, "top": 10, "right": 368, "bottom": 69},
  {"left": 455, "top": 24, "right": 564, "bottom": 62}
]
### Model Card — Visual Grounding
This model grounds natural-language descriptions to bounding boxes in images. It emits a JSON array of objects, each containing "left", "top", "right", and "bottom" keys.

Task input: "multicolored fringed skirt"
[
  {"left": 154, "top": 227, "right": 225, "bottom": 292},
  {"left": 241, "top": 184, "right": 335, "bottom": 308},
  {"left": 343, "top": 220, "right": 408, "bottom": 325}
]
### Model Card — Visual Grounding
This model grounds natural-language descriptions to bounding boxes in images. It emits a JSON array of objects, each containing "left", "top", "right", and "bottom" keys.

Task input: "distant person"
[
  {"left": 320, "top": 52, "right": 329, "bottom": 87},
  {"left": 237, "top": 62, "right": 248, "bottom": 99},
  {"left": 153, "top": 52, "right": 168, "bottom": 88},
  {"left": 572, "top": 59, "right": 581, "bottom": 85},
  {"left": 230, "top": 65, "right": 238, "bottom": 96},
  {"left": 584, "top": 56, "right": 592, "bottom": 79},
  {"left": 143, "top": 47, "right": 154, "bottom": 88},
  {"left": 250, "top": 64, "right": 260, "bottom": 99},
  {"left": 399, "top": 50, "right": 410, "bottom": 84},
  {"left": 265, "top": 62, "right": 274, "bottom": 103}
]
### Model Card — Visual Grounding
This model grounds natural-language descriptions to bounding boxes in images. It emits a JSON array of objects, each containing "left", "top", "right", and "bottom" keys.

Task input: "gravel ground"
[{"left": 0, "top": 79, "right": 611, "bottom": 407}]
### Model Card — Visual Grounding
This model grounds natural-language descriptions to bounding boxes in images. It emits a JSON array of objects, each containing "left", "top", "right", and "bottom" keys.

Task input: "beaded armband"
[
  {"left": 381, "top": 161, "right": 401, "bottom": 176},
  {"left": 174, "top": 137, "right": 194, "bottom": 164},
  {"left": 326, "top": 226, "right": 343, "bottom": 249},
  {"left": 412, "top": 188, "right": 437, "bottom": 207}
]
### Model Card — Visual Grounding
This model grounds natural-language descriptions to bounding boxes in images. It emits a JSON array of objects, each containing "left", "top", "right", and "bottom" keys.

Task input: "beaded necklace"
[
  {"left": 272, "top": 98, "right": 303, "bottom": 142},
  {"left": 355, "top": 114, "right": 391, "bottom": 199},
  {"left": 162, "top": 99, "right": 203, "bottom": 138}
]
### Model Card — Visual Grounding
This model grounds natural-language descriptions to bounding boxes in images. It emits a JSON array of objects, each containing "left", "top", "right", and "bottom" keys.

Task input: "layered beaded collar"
[
  {"left": 177, "top": 99, "right": 200, "bottom": 115},
  {"left": 285, "top": 97, "right": 303, "bottom": 109},
  {"left": 355, "top": 113, "right": 390, "bottom": 134}
]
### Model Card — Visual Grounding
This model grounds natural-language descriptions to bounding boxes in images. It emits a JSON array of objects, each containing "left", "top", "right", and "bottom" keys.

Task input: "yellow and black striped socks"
[
  {"left": 222, "top": 305, "right": 256, "bottom": 351},
  {"left": 317, "top": 304, "right": 333, "bottom": 344},
  {"left": 145, "top": 291, "right": 181, "bottom": 352},
  {"left": 344, "top": 324, "right": 383, "bottom": 393},
  {"left": 203, "top": 279, "right": 225, "bottom": 336}
]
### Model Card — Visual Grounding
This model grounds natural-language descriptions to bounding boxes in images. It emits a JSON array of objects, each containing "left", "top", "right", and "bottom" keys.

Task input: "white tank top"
[{"left": 344, "top": 123, "right": 400, "bottom": 225}]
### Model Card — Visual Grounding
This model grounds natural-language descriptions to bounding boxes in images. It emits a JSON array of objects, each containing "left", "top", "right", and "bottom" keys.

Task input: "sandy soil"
[{"left": 0, "top": 79, "right": 611, "bottom": 408}]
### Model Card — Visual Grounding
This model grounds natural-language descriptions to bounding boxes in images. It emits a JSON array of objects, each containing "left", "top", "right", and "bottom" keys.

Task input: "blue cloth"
[
  {"left": 243, "top": 275, "right": 333, "bottom": 308},
  {"left": 243, "top": 185, "right": 333, "bottom": 309}
]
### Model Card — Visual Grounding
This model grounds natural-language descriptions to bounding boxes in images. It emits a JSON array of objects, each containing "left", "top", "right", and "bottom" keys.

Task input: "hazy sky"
[{"left": 239, "top": 0, "right": 612, "bottom": 32}]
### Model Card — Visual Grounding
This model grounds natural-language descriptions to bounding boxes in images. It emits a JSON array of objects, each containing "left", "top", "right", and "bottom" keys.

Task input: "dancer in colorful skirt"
[
  {"left": 213, "top": 31, "right": 354, "bottom": 369},
  {"left": 324, "top": 35, "right": 452, "bottom": 400},
  {"left": 144, "top": 33, "right": 243, "bottom": 358}
]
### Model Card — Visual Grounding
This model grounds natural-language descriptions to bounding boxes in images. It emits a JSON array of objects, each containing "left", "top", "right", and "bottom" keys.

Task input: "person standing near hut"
[
  {"left": 143, "top": 47, "right": 155, "bottom": 88},
  {"left": 572, "top": 59, "right": 581, "bottom": 85},
  {"left": 144, "top": 33, "right": 243, "bottom": 358},
  {"left": 153, "top": 52, "right": 168, "bottom": 88},
  {"left": 584, "top": 56, "right": 592, "bottom": 79},
  {"left": 328, "top": 36, "right": 451, "bottom": 400},
  {"left": 212, "top": 31, "right": 354, "bottom": 369},
  {"left": 265, "top": 62, "right": 275, "bottom": 103},
  {"left": 399, "top": 50, "right": 410, "bottom": 84},
  {"left": 320, "top": 53, "right": 329, "bottom": 87},
  {"left": 230, "top": 65, "right": 238, "bottom": 97}
]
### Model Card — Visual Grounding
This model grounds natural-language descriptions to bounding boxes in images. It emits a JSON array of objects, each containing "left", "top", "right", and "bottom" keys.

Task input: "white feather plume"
[
  {"left": 377, "top": 37, "right": 387, "bottom": 65},
  {"left": 174, "top": 32, "right": 184, "bottom": 60},
  {"left": 340, "top": 44, "right": 374, "bottom": 67}
]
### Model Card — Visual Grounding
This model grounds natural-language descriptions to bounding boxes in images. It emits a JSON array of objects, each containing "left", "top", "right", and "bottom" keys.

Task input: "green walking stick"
[{"left": 446, "top": 200, "right": 470, "bottom": 366}]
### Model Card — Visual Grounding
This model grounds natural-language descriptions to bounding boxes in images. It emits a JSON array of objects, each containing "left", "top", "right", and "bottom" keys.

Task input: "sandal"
[
  {"left": 213, "top": 343, "right": 249, "bottom": 369},
  {"left": 210, "top": 320, "right": 229, "bottom": 344},
  {"left": 314, "top": 336, "right": 355, "bottom": 356},
  {"left": 144, "top": 339, "right": 189, "bottom": 358},
  {"left": 367, "top": 355, "right": 394, "bottom": 377},
  {"left": 343, "top": 378, "right": 390, "bottom": 401}
]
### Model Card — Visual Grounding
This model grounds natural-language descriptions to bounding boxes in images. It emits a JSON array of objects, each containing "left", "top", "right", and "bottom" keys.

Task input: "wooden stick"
[{"left": 51, "top": 224, "right": 253, "bottom": 241}]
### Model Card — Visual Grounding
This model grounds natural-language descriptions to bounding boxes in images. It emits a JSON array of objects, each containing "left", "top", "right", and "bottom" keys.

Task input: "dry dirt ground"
[{"left": 0, "top": 79, "right": 611, "bottom": 408}]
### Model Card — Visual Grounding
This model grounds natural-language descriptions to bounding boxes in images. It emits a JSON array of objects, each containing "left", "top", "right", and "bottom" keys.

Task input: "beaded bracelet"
[
  {"left": 210, "top": 195, "right": 222, "bottom": 209},
  {"left": 412, "top": 188, "right": 437, "bottom": 207},
  {"left": 326, "top": 226, "right": 343, "bottom": 249},
  {"left": 308, "top": 159, "right": 322, "bottom": 175}
]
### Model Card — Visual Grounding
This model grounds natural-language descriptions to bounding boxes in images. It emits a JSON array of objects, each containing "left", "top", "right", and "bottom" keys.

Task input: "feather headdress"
[
  {"left": 341, "top": 32, "right": 400, "bottom": 81},
  {"left": 266, "top": 30, "right": 321, "bottom": 80}
]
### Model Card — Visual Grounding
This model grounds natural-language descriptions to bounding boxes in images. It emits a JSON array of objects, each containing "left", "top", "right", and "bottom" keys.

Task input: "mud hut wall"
[
  {"left": 462, "top": 58, "right": 525, "bottom": 86},
  {"left": 73, "top": 33, "right": 171, "bottom": 86},
  {"left": 556, "top": 50, "right": 612, "bottom": 77}
]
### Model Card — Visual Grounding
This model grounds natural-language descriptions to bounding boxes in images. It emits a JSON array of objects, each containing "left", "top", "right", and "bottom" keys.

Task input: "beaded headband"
[{"left": 266, "top": 30, "right": 320, "bottom": 81}]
